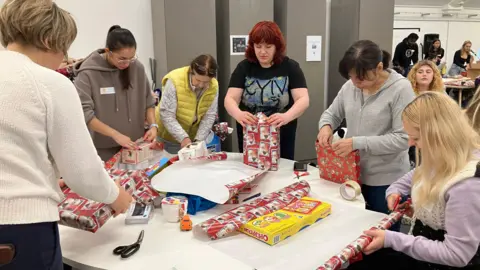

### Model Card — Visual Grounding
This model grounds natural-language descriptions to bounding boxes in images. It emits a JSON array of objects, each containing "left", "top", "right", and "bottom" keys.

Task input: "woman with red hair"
[{"left": 224, "top": 21, "right": 309, "bottom": 160}]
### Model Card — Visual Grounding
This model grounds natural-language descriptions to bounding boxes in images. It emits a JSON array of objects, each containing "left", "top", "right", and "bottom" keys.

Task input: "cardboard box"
[
  {"left": 241, "top": 197, "right": 331, "bottom": 245},
  {"left": 122, "top": 141, "right": 153, "bottom": 164}
]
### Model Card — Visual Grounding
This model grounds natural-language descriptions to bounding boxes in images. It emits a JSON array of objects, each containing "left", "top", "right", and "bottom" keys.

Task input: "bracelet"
[{"left": 149, "top": 124, "right": 159, "bottom": 129}]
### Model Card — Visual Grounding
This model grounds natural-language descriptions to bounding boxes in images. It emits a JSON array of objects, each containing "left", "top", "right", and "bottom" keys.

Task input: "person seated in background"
[
  {"left": 393, "top": 33, "right": 419, "bottom": 77},
  {"left": 448, "top": 40, "right": 475, "bottom": 77},
  {"left": 348, "top": 92, "right": 480, "bottom": 270},
  {"left": 0, "top": 1, "right": 132, "bottom": 269},
  {"left": 425, "top": 38, "right": 444, "bottom": 65},
  {"left": 407, "top": 60, "right": 445, "bottom": 95},
  {"left": 156, "top": 54, "right": 219, "bottom": 154},
  {"left": 224, "top": 21, "right": 309, "bottom": 160},
  {"left": 318, "top": 40, "right": 414, "bottom": 217},
  {"left": 74, "top": 25, "right": 156, "bottom": 161},
  {"left": 406, "top": 60, "right": 446, "bottom": 167}
]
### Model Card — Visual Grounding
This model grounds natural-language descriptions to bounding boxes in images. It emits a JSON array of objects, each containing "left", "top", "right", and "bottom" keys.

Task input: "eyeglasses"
[{"left": 109, "top": 51, "right": 138, "bottom": 65}]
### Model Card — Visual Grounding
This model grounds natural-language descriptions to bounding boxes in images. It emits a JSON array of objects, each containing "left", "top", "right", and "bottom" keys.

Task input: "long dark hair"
[
  {"left": 106, "top": 25, "right": 137, "bottom": 90},
  {"left": 190, "top": 54, "right": 218, "bottom": 78},
  {"left": 338, "top": 40, "right": 391, "bottom": 80}
]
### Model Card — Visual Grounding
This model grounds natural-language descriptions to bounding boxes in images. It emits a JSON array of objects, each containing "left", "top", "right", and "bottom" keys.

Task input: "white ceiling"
[{"left": 395, "top": 0, "right": 480, "bottom": 8}]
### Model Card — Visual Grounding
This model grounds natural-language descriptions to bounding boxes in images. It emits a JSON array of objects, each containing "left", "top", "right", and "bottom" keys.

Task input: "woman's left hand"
[
  {"left": 332, "top": 138, "right": 353, "bottom": 157},
  {"left": 363, "top": 229, "right": 385, "bottom": 255},
  {"left": 267, "top": 113, "right": 292, "bottom": 128},
  {"left": 144, "top": 127, "right": 158, "bottom": 142}
]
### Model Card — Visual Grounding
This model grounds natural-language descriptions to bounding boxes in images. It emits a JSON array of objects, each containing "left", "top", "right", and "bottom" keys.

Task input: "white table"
[{"left": 60, "top": 154, "right": 385, "bottom": 270}]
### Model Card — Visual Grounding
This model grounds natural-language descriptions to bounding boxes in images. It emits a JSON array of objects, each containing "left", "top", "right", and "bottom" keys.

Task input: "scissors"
[{"left": 113, "top": 230, "right": 144, "bottom": 259}]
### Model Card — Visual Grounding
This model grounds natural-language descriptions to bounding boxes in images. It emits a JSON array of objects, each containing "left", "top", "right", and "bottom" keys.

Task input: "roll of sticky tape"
[{"left": 340, "top": 180, "right": 361, "bottom": 201}]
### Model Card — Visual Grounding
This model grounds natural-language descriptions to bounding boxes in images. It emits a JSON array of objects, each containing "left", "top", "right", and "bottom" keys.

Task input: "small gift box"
[
  {"left": 315, "top": 141, "right": 360, "bottom": 184},
  {"left": 178, "top": 141, "right": 208, "bottom": 161},
  {"left": 122, "top": 141, "right": 154, "bottom": 164},
  {"left": 243, "top": 113, "right": 279, "bottom": 171}
]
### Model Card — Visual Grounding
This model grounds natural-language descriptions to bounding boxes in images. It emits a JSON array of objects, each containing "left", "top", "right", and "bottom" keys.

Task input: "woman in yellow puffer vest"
[{"left": 155, "top": 54, "right": 219, "bottom": 153}]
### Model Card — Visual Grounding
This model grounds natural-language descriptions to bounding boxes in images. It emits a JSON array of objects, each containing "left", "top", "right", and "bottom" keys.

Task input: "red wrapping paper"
[
  {"left": 197, "top": 180, "right": 311, "bottom": 240},
  {"left": 243, "top": 113, "right": 280, "bottom": 171},
  {"left": 316, "top": 141, "right": 360, "bottom": 184},
  {"left": 316, "top": 202, "right": 411, "bottom": 270},
  {"left": 58, "top": 169, "right": 160, "bottom": 233},
  {"left": 212, "top": 122, "right": 230, "bottom": 141}
]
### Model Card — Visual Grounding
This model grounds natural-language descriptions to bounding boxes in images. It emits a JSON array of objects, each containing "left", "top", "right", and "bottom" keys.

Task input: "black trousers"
[
  {"left": 236, "top": 119, "right": 297, "bottom": 160},
  {"left": 0, "top": 222, "right": 63, "bottom": 270}
]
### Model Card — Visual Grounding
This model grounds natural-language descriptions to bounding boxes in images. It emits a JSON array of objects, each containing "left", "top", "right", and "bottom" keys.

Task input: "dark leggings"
[
  {"left": 236, "top": 120, "right": 297, "bottom": 160},
  {"left": 0, "top": 222, "right": 63, "bottom": 270}
]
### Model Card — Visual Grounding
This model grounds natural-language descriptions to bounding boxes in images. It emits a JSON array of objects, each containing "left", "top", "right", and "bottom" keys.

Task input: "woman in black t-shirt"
[
  {"left": 224, "top": 21, "right": 309, "bottom": 160},
  {"left": 448, "top": 40, "right": 474, "bottom": 76}
]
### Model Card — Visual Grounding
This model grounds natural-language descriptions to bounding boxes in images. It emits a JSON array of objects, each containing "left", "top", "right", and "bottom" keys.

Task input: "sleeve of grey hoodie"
[
  {"left": 318, "top": 84, "right": 346, "bottom": 130},
  {"left": 159, "top": 79, "right": 189, "bottom": 143},
  {"left": 195, "top": 90, "right": 219, "bottom": 141},
  {"left": 352, "top": 80, "right": 415, "bottom": 155},
  {"left": 74, "top": 72, "right": 95, "bottom": 124}
]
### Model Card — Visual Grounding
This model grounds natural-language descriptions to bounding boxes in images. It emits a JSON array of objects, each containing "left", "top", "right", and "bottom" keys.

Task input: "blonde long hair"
[
  {"left": 402, "top": 92, "right": 480, "bottom": 208},
  {"left": 465, "top": 86, "right": 480, "bottom": 133},
  {"left": 407, "top": 60, "right": 445, "bottom": 95}
]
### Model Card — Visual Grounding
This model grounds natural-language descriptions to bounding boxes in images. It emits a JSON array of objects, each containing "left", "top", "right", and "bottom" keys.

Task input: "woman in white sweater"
[{"left": 0, "top": 1, "right": 132, "bottom": 269}]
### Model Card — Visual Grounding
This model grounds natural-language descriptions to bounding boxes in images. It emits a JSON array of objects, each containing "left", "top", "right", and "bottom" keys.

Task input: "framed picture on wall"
[{"left": 230, "top": 35, "right": 249, "bottom": 55}]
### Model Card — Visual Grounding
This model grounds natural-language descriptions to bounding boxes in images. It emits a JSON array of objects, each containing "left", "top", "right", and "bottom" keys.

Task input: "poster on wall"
[
  {"left": 230, "top": 35, "right": 249, "bottom": 55},
  {"left": 306, "top": 35, "right": 322, "bottom": 62}
]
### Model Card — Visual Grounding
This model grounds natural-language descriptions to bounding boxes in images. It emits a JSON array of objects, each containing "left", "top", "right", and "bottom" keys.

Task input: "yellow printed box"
[{"left": 241, "top": 197, "right": 331, "bottom": 245}]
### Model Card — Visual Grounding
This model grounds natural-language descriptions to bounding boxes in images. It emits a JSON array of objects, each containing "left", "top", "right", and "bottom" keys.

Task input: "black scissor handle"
[
  {"left": 120, "top": 244, "right": 140, "bottom": 259},
  {"left": 113, "top": 245, "right": 128, "bottom": 255}
]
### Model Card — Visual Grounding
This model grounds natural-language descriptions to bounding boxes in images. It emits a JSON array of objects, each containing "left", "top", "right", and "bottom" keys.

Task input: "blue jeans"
[
  {"left": 0, "top": 222, "right": 63, "bottom": 270},
  {"left": 362, "top": 184, "right": 400, "bottom": 231},
  {"left": 157, "top": 137, "right": 182, "bottom": 154}
]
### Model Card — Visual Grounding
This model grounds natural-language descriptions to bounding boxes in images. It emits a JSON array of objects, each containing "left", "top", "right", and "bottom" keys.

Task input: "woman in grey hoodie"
[{"left": 318, "top": 40, "right": 415, "bottom": 215}]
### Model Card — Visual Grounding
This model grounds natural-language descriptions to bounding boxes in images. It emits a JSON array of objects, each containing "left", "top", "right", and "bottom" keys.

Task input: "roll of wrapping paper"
[
  {"left": 316, "top": 200, "right": 412, "bottom": 270},
  {"left": 197, "top": 180, "right": 311, "bottom": 240}
]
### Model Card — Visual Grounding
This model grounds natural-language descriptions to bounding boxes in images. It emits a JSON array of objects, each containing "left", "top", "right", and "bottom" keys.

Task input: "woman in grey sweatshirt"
[{"left": 318, "top": 40, "right": 415, "bottom": 214}]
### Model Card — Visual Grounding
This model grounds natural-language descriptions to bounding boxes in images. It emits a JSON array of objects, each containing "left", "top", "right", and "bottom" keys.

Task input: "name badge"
[{"left": 100, "top": 87, "right": 115, "bottom": 95}]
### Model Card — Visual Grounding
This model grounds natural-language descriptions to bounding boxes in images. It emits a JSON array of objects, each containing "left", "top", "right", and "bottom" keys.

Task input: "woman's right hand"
[
  {"left": 109, "top": 180, "right": 134, "bottom": 217},
  {"left": 234, "top": 111, "right": 257, "bottom": 127},
  {"left": 387, "top": 193, "right": 401, "bottom": 211},
  {"left": 317, "top": 125, "right": 333, "bottom": 147},
  {"left": 112, "top": 132, "right": 137, "bottom": 149}
]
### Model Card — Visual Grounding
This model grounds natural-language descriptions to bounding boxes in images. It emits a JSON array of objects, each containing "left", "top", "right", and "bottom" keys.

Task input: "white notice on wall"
[{"left": 306, "top": 35, "right": 322, "bottom": 62}]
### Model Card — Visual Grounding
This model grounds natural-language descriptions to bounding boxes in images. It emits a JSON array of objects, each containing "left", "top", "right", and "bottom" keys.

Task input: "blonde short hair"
[
  {"left": 407, "top": 60, "right": 445, "bottom": 95},
  {"left": 0, "top": 0, "right": 77, "bottom": 54}
]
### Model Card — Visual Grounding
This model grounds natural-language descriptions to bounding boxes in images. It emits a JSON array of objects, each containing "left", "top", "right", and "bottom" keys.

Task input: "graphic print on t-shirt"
[{"left": 242, "top": 76, "right": 289, "bottom": 116}]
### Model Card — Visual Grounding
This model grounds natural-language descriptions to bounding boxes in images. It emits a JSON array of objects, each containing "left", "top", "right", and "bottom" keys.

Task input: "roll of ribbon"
[
  {"left": 161, "top": 196, "right": 188, "bottom": 223},
  {"left": 340, "top": 180, "right": 361, "bottom": 201}
]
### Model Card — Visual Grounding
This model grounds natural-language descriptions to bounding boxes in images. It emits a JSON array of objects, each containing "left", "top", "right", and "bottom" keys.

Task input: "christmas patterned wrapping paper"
[
  {"left": 58, "top": 168, "right": 160, "bottom": 233},
  {"left": 243, "top": 112, "right": 280, "bottom": 171},
  {"left": 212, "top": 122, "right": 231, "bottom": 141},
  {"left": 316, "top": 141, "right": 361, "bottom": 184},
  {"left": 195, "top": 180, "right": 311, "bottom": 240},
  {"left": 316, "top": 206, "right": 410, "bottom": 270}
]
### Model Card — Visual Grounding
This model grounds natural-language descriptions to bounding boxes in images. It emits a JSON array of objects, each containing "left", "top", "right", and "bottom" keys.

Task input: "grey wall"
[
  {"left": 216, "top": 0, "right": 274, "bottom": 152},
  {"left": 328, "top": 0, "right": 394, "bottom": 106},
  {"left": 359, "top": 0, "right": 395, "bottom": 54},
  {"left": 275, "top": 0, "right": 328, "bottom": 161},
  {"left": 151, "top": 0, "right": 217, "bottom": 83}
]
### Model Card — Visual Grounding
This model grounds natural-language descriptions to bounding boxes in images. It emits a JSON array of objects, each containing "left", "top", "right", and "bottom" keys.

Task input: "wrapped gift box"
[
  {"left": 122, "top": 141, "right": 154, "bottom": 164},
  {"left": 243, "top": 113, "right": 279, "bottom": 171},
  {"left": 58, "top": 169, "right": 160, "bottom": 233},
  {"left": 315, "top": 141, "right": 360, "bottom": 184}
]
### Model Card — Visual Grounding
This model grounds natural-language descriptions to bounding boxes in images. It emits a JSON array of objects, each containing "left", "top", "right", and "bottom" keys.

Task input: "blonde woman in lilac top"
[{"left": 348, "top": 92, "right": 480, "bottom": 270}]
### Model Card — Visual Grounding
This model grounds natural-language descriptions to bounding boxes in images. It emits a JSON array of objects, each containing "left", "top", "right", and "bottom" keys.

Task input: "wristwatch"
[{"left": 149, "top": 124, "right": 159, "bottom": 130}]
